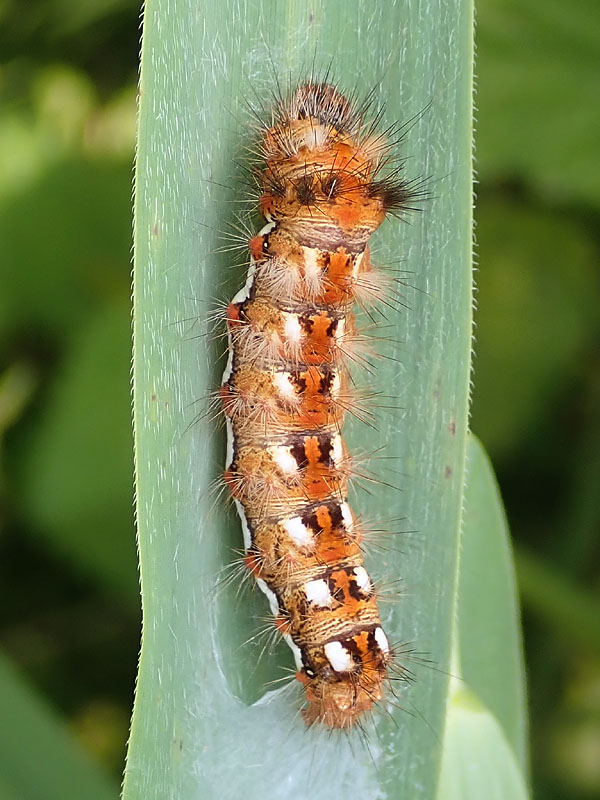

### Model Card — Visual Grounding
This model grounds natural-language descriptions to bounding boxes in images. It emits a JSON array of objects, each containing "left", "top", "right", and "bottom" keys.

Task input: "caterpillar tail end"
[{"left": 297, "top": 669, "right": 385, "bottom": 729}]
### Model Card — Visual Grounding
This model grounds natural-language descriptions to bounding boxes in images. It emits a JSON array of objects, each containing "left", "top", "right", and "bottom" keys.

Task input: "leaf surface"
[{"left": 125, "top": 1, "right": 478, "bottom": 797}]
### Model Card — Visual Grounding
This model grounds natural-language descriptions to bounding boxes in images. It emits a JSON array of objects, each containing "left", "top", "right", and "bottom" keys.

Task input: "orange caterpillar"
[{"left": 221, "top": 81, "right": 419, "bottom": 728}]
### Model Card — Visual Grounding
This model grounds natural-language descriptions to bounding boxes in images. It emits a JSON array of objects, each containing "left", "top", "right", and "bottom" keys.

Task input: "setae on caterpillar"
[{"left": 220, "top": 79, "right": 422, "bottom": 729}]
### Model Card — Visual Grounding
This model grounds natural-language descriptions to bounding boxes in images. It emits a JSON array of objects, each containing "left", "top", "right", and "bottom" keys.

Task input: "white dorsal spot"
[
  {"left": 331, "top": 370, "right": 342, "bottom": 397},
  {"left": 340, "top": 502, "right": 353, "bottom": 530},
  {"left": 305, "top": 579, "right": 332, "bottom": 607},
  {"left": 324, "top": 641, "right": 354, "bottom": 673},
  {"left": 352, "top": 251, "right": 364, "bottom": 279},
  {"left": 283, "top": 517, "right": 313, "bottom": 547},
  {"left": 284, "top": 314, "right": 302, "bottom": 343},
  {"left": 272, "top": 446, "right": 298, "bottom": 474},
  {"left": 331, "top": 434, "right": 344, "bottom": 466},
  {"left": 354, "top": 566, "right": 371, "bottom": 593},
  {"left": 374, "top": 627, "right": 389, "bottom": 654},
  {"left": 274, "top": 371, "right": 297, "bottom": 402},
  {"left": 303, "top": 247, "right": 319, "bottom": 279}
]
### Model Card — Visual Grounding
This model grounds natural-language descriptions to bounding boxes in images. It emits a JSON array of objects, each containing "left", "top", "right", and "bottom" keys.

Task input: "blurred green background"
[{"left": 0, "top": 1, "right": 598, "bottom": 798}]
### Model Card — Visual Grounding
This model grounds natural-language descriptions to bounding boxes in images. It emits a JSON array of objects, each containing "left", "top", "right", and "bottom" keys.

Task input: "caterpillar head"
[{"left": 257, "top": 82, "right": 422, "bottom": 235}]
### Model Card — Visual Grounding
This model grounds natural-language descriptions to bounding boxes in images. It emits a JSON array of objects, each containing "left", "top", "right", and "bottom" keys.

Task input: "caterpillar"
[{"left": 220, "top": 80, "right": 420, "bottom": 728}]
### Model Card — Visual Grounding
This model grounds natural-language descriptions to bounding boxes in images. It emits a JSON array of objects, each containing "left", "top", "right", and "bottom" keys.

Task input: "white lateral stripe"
[
  {"left": 233, "top": 499, "right": 252, "bottom": 551},
  {"left": 225, "top": 417, "right": 234, "bottom": 469},
  {"left": 259, "top": 220, "right": 277, "bottom": 236},
  {"left": 231, "top": 259, "right": 256, "bottom": 305},
  {"left": 283, "top": 633, "right": 304, "bottom": 671},
  {"left": 221, "top": 331, "right": 234, "bottom": 384},
  {"left": 256, "top": 577, "right": 279, "bottom": 618}
]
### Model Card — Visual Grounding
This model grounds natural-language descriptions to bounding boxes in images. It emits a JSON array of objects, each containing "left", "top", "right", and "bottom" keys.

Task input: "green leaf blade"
[
  {"left": 125, "top": 1, "right": 474, "bottom": 797},
  {"left": 436, "top": 435, "right": 530, "bottom": 798},
  {"left": 458, "top": 436, "right": 528, "bottom": 769},
  {"left": 437, "top": 684, "right": 529, "bottom": 800}
]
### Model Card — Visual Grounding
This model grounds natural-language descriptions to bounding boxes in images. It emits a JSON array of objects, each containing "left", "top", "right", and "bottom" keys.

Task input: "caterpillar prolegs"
[{"left": 221, "top": 81, "right": 420, "bottom": 728}]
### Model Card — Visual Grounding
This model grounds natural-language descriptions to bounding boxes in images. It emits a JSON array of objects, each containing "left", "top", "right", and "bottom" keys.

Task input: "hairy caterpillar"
[{"left": 220, "top": 80, "right": 421, "bottom": 728}]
